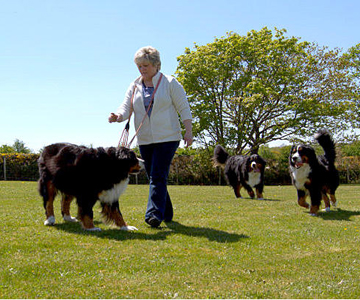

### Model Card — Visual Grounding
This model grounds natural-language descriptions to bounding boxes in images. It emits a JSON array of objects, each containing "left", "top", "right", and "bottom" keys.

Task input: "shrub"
[{"left": 0, "top": 153, "right": 40, "bottom": 181}]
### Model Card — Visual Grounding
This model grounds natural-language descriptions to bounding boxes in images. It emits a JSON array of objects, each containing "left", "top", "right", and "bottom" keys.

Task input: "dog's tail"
[
  {"left": 213, "top": 145, "right": 229, "bottom": 168},
  {"left": 314, "top": 129, "right": 336, "bottom": 164}
]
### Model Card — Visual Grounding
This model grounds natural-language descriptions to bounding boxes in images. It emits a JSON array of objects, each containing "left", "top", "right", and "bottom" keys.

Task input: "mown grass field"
[{"left": 0, "top": 181, "right": 359, "bottom": 299}]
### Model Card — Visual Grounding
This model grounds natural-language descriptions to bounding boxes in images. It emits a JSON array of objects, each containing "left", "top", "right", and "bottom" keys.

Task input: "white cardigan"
[{"left": 116, "top": 72, "right": 192, "bottom": 146}]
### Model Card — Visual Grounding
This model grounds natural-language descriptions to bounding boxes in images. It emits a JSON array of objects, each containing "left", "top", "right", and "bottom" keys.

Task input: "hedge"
[
  {"left": 0, "top": 153, "right": 40, "bottom": 181},
  {"left": 1, "top": 152, "right": 360, "bottom": 185}
]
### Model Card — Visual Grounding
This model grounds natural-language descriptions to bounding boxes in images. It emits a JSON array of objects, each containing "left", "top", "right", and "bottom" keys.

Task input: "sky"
[{"left": 1, "top": 0, "right": 359, "bottom": 153}]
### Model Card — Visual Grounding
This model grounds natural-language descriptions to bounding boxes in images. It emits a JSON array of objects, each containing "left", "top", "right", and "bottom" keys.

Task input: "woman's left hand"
[
  {"left": 183, "top": 119, "right": 193, "bottom": 147},
  {"left": 183, "top": 131, "right": 193, "bottom": 148}
]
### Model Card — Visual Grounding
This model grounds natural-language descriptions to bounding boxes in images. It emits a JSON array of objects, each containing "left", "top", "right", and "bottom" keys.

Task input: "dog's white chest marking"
[
  {"left": 247, "top": 171, "right": 261, "bottom": 187},
  {"left": 98, "top": 178, "right": 129, "bottom": 204},
  {"left": 290, "top": 164, "right": 311, "bottom": 190}
]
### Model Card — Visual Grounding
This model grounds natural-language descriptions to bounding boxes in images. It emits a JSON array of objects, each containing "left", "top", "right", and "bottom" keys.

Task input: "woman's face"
[{"left": 137, "top": 61, "right": 158, "bottom": 81}]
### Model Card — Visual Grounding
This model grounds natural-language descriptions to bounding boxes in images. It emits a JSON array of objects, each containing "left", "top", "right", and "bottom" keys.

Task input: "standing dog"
[
  {"left": 289, "top": 129, "right": 339, "bottom": 216},
  {"left": 213, "top": 145, "right": 266, "bottom": 199},
  {"left": 38, "top": 143, "right": 143, "bottom": 231}
]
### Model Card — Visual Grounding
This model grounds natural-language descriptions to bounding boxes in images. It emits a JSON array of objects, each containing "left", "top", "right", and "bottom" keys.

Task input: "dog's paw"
[
  {"left": 44, "top": 216, "right": 55, "bottom": 226},
  {"left": 63, "top": 215, "right": 78, "bottom": 222},
  {"left": 322, "top": 207, "right": 331, "bottom": 212},
  {"left": 120, "top": 225, "right": 138, "bottom": 231},
  {"left": 84, "top": 227, "right": 101, "bottom": 231}
]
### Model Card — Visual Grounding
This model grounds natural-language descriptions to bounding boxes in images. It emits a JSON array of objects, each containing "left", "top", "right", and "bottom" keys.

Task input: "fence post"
[{"left": 4, "top": 157, "right": 7, "bottom": 181}]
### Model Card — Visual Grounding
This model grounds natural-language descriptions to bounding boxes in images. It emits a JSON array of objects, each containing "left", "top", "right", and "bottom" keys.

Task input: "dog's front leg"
[
  {"left": 297, "top": 190, "right": 310, "bottom": 209},
  {"left": 77, "top": 197, "right": 100, "bottom": 231},
  {"left": 309, "top": 188, "right": 321, "bottom": 216},
  {"left": 255, "top": 184, "right": 264, "bottom": 199},
  {"left": 61, "top": 194, "right": 77, "bottom": 222},
  {"left": 101, "top": 202, "right": 138, "bottom": 231},
  {"left": 243, "top": 184, "right": 255, "bottom": 199},
  {"left": 233, "top": 184, "right": 242, "bottom": 198}
]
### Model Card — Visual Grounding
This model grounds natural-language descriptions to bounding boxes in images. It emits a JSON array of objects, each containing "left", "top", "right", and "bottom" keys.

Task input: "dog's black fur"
[
  {"left": 213, "top": 145, "right": 266, "bottom": 199},
  {"left": 289, "top": 129, "right": 339, "bottom": 215},
  {"left": 38, "top": 143, "right": 142, "bottom": 231}
]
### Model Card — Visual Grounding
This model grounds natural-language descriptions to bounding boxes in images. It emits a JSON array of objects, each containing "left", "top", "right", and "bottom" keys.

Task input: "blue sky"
[{"left": 1, "top": 0, "right": 359, "bottom": 152}]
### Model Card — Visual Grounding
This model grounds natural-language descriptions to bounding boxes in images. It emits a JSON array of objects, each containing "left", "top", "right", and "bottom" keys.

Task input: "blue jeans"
[{"left": 139, "top": 141, "right": 179, "bottom": 223}]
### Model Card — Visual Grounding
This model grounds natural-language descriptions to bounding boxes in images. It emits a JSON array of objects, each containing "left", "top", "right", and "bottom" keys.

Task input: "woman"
[{"left": 109, "top": 46, "right": 193, "bottom": 228}]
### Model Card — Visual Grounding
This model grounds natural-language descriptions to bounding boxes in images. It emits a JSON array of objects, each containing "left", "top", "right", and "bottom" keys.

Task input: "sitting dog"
[
  {"left": 213, "top": 145, "right": 266, "bottom": 199},
  {"left": 38, "top": 143, "right": 143, "bottom": 231},
  {"left": 289, "top": 129, "right": 339, "bottom": 216}
]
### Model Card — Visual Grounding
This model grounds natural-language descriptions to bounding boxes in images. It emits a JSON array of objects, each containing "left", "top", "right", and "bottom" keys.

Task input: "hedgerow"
[
  {"left": 1, "top": 148, "right": 360, "bottom": 184},
  {"left": 0, "top": 153, "right": 40, "bottom": 181}
]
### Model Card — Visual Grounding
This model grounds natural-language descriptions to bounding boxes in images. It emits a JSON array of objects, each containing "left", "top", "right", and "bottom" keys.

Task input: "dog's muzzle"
[
  {"left": 130, "top": 158, "right": 145, "bottom": 174},
  {"left": 291, "top": 154, "right": 303, "bottom": 169},
  {"left": 250, "top": 161, "right": 261, "bottom": 172}
]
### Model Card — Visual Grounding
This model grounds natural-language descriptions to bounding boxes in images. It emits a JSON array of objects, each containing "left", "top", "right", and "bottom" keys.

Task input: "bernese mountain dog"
[
  {"left": 213, "top": 145, "right": 266, "bottom": 199},
  {"left": 289, "top": 129, "right": 339, "bottom": 216},
  {"left": 38, "top": 143, "right": 143, "bottom": 231}
]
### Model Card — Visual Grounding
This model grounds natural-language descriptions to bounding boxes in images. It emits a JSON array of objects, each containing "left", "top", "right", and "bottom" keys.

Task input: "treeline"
[{"left": 1, "top": 143, "right": 360, "bottom": 184}]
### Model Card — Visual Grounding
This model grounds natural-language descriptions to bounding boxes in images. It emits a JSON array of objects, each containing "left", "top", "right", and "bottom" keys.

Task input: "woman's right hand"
[{"left": 108, "top": 113, "right": 121, "bottom": 123}]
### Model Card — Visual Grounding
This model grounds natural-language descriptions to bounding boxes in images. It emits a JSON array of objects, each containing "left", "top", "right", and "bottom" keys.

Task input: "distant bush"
[
  {"left": 0, "top": 153, "right": 40, "bottom": 181},
  {"left": 1, "top": 146, "right": 360, "bottom": 184}
]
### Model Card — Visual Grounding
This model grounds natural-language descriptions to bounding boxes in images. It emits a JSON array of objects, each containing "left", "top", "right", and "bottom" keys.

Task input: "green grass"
[{"left": 0, "top": 181, "right": 359, "bottom": 299}]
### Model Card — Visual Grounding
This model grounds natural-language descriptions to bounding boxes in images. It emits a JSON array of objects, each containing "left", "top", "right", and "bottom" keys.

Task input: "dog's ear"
[
  {"left": 258, "top": 155, "right": 266, "bottom": 165},
  {"left": 289, "top": 145, "right": 296, "bottom": 155},
  {"left": 305, "top": 146, "right": 317, "bottom": 163}
]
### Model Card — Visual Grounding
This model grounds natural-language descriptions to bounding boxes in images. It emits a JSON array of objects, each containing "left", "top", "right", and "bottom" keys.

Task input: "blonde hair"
[{"left": 134, "top": 46, "right": 161, "bottom": 71}]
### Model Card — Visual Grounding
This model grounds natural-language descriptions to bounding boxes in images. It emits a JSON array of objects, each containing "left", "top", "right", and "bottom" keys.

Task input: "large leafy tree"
[
  {"left": 342, "top": 43, "right": 360, "bottom": 129},
  {"left": 176, "top": 27, "right": 358, "bottom": 153},
  {"left": 0, "top": 139, "right": 31, "bottom": 153}
]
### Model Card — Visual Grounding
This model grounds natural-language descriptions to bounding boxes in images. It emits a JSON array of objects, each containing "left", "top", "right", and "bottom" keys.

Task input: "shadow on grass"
[
  {"left": 239, "top": 197, "right": 281, "bottom": 202},
  {"left": 318, "top": 208, "right": 360, "bottom": 221},
  {"left": 165, "top": 221, "right": 249, "bottom": 243},
  {"left": 53, "top": 220, "right": 249, "bottom": 243}
]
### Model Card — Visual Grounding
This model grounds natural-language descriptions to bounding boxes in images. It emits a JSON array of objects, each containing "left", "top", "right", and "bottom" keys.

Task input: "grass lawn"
[{"left": 0, "top": 181, "right": 359, "bottom": 299}]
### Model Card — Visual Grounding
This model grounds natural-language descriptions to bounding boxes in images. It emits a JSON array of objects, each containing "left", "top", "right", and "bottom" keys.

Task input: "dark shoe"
[{"left": 145, "top": 217, "right": 161, "bottom": 228}]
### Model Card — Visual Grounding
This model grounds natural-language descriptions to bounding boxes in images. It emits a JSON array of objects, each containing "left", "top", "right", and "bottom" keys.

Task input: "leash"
[{"left": 118, "top": 73, "right": 163, "bottom": 148}]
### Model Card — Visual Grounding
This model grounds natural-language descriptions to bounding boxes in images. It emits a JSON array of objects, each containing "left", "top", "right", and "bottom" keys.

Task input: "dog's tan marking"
[
  {"left": 45, "top": 181, "right": 56, "bottom": 218},
  {"left": 80, "top": 215, "right": 95, "bottom": 230},
  {"left": 247, "top": 190, "right": 255, "bottom": 199},
  {"left": 298, "top": 196, "right": 310, "bottom": 209},
  {"left": 61, "top": 194, "right": 74, "bottom": 217},
  {"left": 234, "top": 184, "right": 242, "bottom": 198},
  {"left": 321, "top": 193, "right": 330, "bottom": 209},
  {"left": 129, "top": 163, "right": 142, "bottom": 174},
  {"left": 310, "top": 205, "right": 319, "bottom": 215},
  {"left": 101, "top": 204, "right": 127, "bottom": 227},
  {"left": 256, "top": 189, "right": 263, "bottom": 199},
  {"left": 330, "top": 194, "right": 337, "bottom": 207}
]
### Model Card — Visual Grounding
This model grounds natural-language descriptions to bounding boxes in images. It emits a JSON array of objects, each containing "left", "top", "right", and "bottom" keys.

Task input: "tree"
[
  {"left": 342, "top": 43, "right": 360, "bottom": 130},
  {"left": 13, "top": 139, "right": 31, "bottom": 153},
  {"left": 176, "top": 27, "right": 358, "bottom": 153},
  {"left": 0, "top": 140, "right": 31, "bottom": 154},
  {"left": 0, "top": 145, "right": 15, "bottom": 153},
  {"left": 344, "top": 43, "right": 360, "bottom": 79}
]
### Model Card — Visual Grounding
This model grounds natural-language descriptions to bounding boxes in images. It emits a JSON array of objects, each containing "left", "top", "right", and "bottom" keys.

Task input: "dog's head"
[
  {"left": 111, "top": 147, "right": 144, "bottom": 175},
  {"left": 247, "top": 154, "right": 266, "bottom": 173},
  {"left": 289, "top": 144, "right": 316, "bottom": 169}
]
